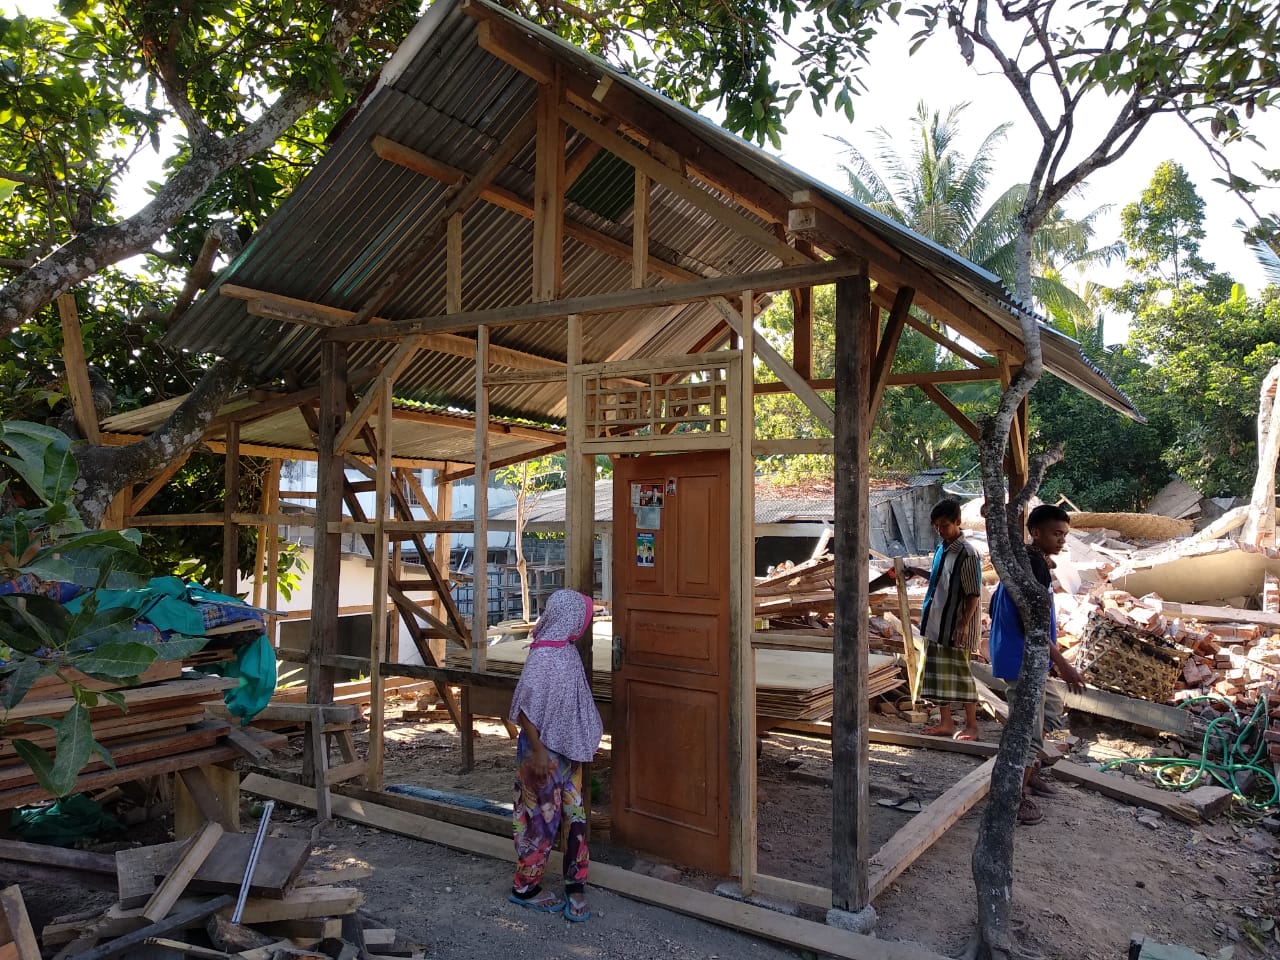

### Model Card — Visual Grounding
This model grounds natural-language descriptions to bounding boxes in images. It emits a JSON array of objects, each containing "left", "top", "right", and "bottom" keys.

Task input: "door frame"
[{"left": 564, "top": 343, "right": 757, "bottom": 885}]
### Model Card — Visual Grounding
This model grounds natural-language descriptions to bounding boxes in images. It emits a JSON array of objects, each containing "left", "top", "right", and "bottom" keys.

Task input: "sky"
[{"left": 7, "top": 0, "right": 1279, "bottom": 343}]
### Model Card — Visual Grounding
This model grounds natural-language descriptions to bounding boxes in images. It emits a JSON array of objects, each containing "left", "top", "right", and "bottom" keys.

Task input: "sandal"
[
  {"left": 875, "top": 794, "right": 924, "bottom": 813},
  {"left": 1027, "top": 764, "right": 1057, "bottom": 797},
  {"left": 1017, "top": 796, "right": 1044, "bottom": 826},
  {"left": 564, "top": 895, "right": 591, "bottom": 923},
  {"left": 508, "top": 887, "right": 563, "bottom": 913}
]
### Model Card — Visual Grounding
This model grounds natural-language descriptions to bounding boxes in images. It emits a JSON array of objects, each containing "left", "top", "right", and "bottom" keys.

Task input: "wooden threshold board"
[{"left": 241, "top": 774, "right": 947, "bottom": 960}]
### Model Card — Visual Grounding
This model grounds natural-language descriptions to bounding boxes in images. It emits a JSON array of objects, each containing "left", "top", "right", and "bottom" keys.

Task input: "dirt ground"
[{"left": 13, "top": 703, "right": 1280, "bottom": 960}]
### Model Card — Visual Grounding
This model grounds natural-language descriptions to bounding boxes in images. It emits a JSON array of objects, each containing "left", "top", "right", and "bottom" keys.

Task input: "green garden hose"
[{"left": 1097, "top": 694, "right": 1279, "bottom": 811}]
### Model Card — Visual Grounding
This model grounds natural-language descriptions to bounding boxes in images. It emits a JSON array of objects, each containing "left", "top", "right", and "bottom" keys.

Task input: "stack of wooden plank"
[
  {"left": 753, "top": 650, "right": 902, "bottom": 720},
  {"left": 455, "top": 643, "right": 902, "bottom": 722},
  {"left": 32, "top": 828, "right": 425, "bottom": 959},
  {"left": 0, "top": 673, "right": 241, "bottom": 811},
  {"left": 753, "top": 555, "right": 837, "bottom": 622}
]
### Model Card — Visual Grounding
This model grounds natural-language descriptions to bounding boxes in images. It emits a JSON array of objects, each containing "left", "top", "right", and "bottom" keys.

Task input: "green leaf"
[
  {"left": 0, "top": 422, "right": 78, "bottom": 505},
  {"left": 25, "top": 703, "right": 96, "bottom": 795},
  {"left": 11, "top": 739, "right": 57, "bottom": 793},
  {"left": 0, "top": 656, "right": 46, "bottom": 709},
  {"left": 149, "top": 634, "right": 209, "bottom": 661},
  {"left": 72, "top": 640, "right": 157, "bottom": 678}
]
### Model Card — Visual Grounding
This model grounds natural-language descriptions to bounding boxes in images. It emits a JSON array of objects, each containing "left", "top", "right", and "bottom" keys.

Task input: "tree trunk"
[{"left": 970, "top": 212, "right": 1060, "bottom": 958}]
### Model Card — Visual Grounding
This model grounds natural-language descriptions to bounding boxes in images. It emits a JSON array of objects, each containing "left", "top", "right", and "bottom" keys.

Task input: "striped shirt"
[{"left": 921, "top": 534, "right": 982, "bottom": 653}]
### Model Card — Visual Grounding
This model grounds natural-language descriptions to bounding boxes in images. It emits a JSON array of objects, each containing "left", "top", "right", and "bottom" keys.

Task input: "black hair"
[
  {"left": 1027, "top": 503, "right": 1071, "bottom": 530},
  {"left": 930, "top": 499, "right": 962, "bottom": 524}
]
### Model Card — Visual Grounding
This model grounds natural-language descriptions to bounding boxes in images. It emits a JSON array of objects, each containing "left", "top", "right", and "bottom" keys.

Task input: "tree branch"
[{"left": 0, "top": 0, "right": 393, "bottom": 333}]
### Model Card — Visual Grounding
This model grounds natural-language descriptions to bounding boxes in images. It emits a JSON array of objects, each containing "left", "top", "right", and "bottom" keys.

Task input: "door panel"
[{"left": 612, "top": 450, "right": 730, "bottom": 875}]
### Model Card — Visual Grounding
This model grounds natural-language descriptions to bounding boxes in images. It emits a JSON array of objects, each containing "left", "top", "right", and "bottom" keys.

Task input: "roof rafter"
[{"left": 325, "top": 258, "right": 860, "bottom": 343}]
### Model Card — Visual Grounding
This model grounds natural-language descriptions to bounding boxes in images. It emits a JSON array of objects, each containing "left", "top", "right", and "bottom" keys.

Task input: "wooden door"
[{"left": 611, "top": 450, "right": 730, "bottom": 875}]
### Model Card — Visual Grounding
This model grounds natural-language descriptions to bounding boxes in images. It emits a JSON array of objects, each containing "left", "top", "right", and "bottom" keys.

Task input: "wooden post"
[
  {"left": 632, "top": 171, "right": 650, "bottom": 287},
  {"left": 831, "top": 271, "right": 872, "bottom": 913},
  {"left": 432, "top": 474, "right": 453, "bottom": 671},
  {"left": 306, "top": 341, "right": 348, "bottom": 780},
  {"left": 465, "top": 326, "right": 491, "bottom": 772},
  {"left": 222, "top": 422, "right": 240, "bottom": 596},
  {"left": 565, "top": 314, "right": 595, "bottom": 672},
  {"left": 265, "top": 459, "right": 281, "bottom": 646},
  {"left": 368, "top": 379, "right": 393, "bottom": 790},
  {"left": 792, "top": 287, "right": 813, "bottom": 381},
  {"left": 56, "top": 293, "right": 100, "bottom": 444},
  {"left": 729, "top": 292, "right": 757, "bottom": 890},
  {"left": 533, "top": 74, "right": 564, "bottom": 303}
]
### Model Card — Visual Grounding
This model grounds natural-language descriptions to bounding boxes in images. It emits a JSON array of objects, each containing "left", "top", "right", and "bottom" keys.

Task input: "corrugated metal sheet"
[{"left": 162, "top": 0, "right": 1138, "bottom": 464}]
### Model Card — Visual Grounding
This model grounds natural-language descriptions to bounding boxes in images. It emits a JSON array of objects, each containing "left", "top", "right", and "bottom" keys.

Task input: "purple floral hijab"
[
  {"left": 528, "top": 588, "right": 593, "bottom": 648},
  {"left": 509, "top": 589, "right": 603, "bottom": 762}
]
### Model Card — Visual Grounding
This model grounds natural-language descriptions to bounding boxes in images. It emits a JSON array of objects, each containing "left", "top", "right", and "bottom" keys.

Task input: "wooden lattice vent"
[
  {"left": 582, "top": 356, "right": 730, "bottom": 439},
  {"left": 1076, "top": 610, "right": 1192, "bottom": 703}
]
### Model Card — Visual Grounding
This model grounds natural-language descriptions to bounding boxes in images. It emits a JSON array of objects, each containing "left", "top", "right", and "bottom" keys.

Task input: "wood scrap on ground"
[{"left": 35, "top": 821, "right": 425, "bottom": 960}]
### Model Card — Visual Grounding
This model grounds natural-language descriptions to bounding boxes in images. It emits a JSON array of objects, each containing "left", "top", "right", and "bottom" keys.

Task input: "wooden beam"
[
  {"left": 371, "top": 135, "right": 706, "bottom": 286},
  {"left": 633, "top": 170, "right": 650, "bottom": 287},
  {"left": 348, "top": 108, "right": 539, "bottom": 326},
  {"left": 789, "top": 203, "right": 1024, "bottom": 360},
  {"left": 901, "top": 314, "right": 992, "bottom": 370},
  {"left": 307, "top": 341, "right": 347, "bottom": 725},
  {"left": 533, "top": 75, "right": 565, "bottom": 302},
  {"left": 790, "top": 238, "right": 816, "bottom": 379},
  {"left": 565, "top": 315, "right": 594, "bottom": 598},
  {"left": 752, "top": 368, "right": 1000, "bottom": 396},
  {"left": 204, "top": 386, "right": 321, "bottom": 436},
  {"left": 869, "top": 287, "right": 913, "bottom": 420},
  {"left": 447, "top": 212, "right": 463, "bottom": 315},
  {"left": 95, "top": 430, "right": 443, "bottom": 470},
  {"left": 714, "top": 297, "right": 834, "bottom": 432},
  {"left": 1050, "top": 760, "right": 1204, "bottom": 822},
  {"left": 243, "top": 771, "right": 947, "bottom": 960},
  {"left": 559, "top": 102, "right": 807, "bottom": 268},
  {"left": 142, "top": 822, "right": 224, "bottom": 922},
  {"left": 56, "top": 294, "right": 100, "bottom": 443},
  {"left": 831, "top": 272, "right": 873, "bottom": 913},
  {"left": 392, "top": 406, "right": 562, "bottom": 444},
  {"left": 0, "top": 884, "right": 41, "bottom": 960},
  {"left": 919, "top": 383, "right": 981, "bottom": 444},
  {"left": 368, "top": 378, "right": 393, "bottom": 791},
  {"left": 327, "top": 259, "right": 859, "bottom": 343},
  {"left": 334, "top": 338, "right": 423, "bottom": 456},
  {"left": 130, "top": 450, "right": 191, "bottom": 515},
  {"left": 433, "top": 473, "right": 454, "bottom": 670},
  {"left": 729, "top": 299, "right": 757, "bottom": 891},
  {"left": 868, "top": 758, "right": 994, "bottom": 899},
  {"left": 221, "top": 423, "right": 239, "bottom": 595},
  {"left": 230, "top": 284, "right": 562, "bottom": 371}
]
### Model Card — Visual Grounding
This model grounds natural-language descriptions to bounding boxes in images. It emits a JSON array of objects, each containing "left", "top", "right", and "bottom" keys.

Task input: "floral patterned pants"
[{"left": 511, "top": 733, "right": 589, "bottom": 894}]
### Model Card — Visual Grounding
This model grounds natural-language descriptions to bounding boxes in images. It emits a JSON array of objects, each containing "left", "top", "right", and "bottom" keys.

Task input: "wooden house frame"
[{"left": 94, "top": 0, "right": 1138, "bottom": 934}]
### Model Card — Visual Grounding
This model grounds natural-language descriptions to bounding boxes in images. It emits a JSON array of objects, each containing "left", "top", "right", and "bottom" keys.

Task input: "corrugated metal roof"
[{"left": 161, "top": 0, "right": 1138, "bottom": 461}]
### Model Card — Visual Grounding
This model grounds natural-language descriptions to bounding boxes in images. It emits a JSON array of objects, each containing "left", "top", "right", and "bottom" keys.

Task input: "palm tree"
[{"left": 837, "top": 101, "right": 1118, "bottom": 316}]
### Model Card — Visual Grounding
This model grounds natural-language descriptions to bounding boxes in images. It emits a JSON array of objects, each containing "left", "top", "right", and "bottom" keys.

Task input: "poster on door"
[{"left": 636, "top": 532, "right": 656, "bottom": 567}]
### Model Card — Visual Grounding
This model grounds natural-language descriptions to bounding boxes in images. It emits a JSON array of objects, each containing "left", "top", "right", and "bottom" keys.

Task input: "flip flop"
[
  {"left": 564, "top": 897, "right": 591, "bottom": 922},
  {"left": 875, "top": 794, "right": 923, "bottom": 813},
  {"left": 508, "top": 890, "right": 563, "bottom": 913},
  {"left": 952, "top": 731, "right": 979, "bottom": 742}
]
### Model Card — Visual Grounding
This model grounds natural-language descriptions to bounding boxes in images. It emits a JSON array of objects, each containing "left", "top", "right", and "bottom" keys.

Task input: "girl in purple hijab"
[{"left": 506, "top": 589, "right": 603, "bottom": 922}]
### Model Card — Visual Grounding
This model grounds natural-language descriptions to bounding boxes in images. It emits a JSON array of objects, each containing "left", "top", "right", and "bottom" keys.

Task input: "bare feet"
[
  {"left": 922, "top": 723, "right": 954, "bottom": 737},
  {"left": 953, "top": 727, "right": 980, "bottom": 742}
]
